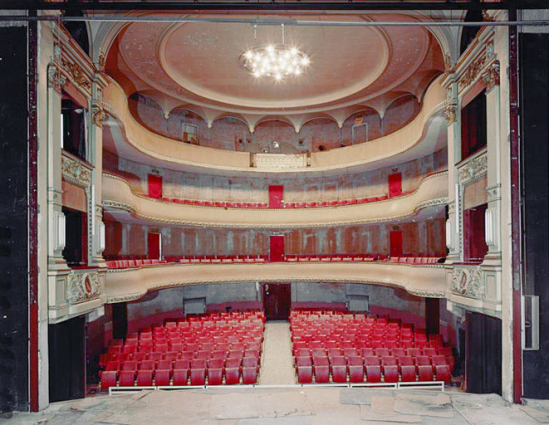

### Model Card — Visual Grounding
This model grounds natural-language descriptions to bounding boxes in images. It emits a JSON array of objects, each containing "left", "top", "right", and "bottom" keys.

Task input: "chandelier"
[{"left": 241, "top": 24, "right": 310, "bottom": 81}]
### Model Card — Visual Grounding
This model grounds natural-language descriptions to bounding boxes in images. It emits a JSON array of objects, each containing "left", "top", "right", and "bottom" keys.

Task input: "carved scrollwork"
[
  {"left": 458, "top": 40, "right": 495, "bottom": 93},
  {"left": 459, "top": 151, "right": 487, "bottom": 185},
  {"left": 48, "top": 64, "right": 66, "bottom": 94},
  {"left": 482, "top": 61, "right": 500, "bottom": 92},
  {"left": 92, "top": 103, "right": 108, "bottom": 128},
  {"left": 67, "top": 271, "right": 101, "bottom": 304},
  {"left": 450, "top": 267, "right": 485, "bottom": 299},
  {"left": 444, "top": 105, "right": 457, "bottom": 125},
  {"left": 62, "top": 154, "right": 92, "bottom": 187},
  {"left": 60, "top": 57, "right": 92, "bottom": 93}
]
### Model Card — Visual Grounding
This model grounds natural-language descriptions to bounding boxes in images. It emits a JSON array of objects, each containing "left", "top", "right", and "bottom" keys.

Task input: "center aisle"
[{"left": 258, "top": 321, "right": 296, "bottom": 385}]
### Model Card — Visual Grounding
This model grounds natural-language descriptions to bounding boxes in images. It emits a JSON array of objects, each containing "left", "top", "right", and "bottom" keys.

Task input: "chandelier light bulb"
[{"left": 241, "top": 44, "right": 310, "bottom": 81}]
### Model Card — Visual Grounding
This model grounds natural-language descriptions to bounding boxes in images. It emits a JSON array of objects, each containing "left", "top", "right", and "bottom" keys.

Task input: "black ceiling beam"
[{"left": 2, "top": 0, "right": 548, "bottom": 12}]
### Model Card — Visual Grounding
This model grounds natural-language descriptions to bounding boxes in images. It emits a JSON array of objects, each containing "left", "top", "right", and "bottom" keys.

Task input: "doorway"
[
  {"left": 263, "top": 283, "right": 291, "bottom": 320},
  {"left": 147, "top": 232, "right": 161, "bottom": 259},
  {"left": 390, "top": 230, "right": 403, "bottom": 257},
  {"left": 388, "top": 172, "right": 402, "bottom": 198},
  {"left": 269, "top": 185, "right": 284, "bottom": 209},
  {"left": 270, "top": 234, "right": 285, "bottom": 262}
]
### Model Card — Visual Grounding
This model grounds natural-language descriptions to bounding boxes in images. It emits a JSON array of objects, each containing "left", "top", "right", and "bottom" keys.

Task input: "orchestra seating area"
[
  {"left": 105, "top": 255, "right": 444, "bottom": 269},
  {"left": 289, "top": 309, "right": 454, "bottom": 384},
  {"left": 99, "top": 310, "right": 265, "bottom": 390}
]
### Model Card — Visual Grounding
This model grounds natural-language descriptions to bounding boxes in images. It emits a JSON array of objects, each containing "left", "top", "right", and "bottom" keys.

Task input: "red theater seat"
[
  {"left": 348, "top": 365, "right": 365, "bottom": 383},
  {"left": 225, "top": 358, "right": 241, "bottom": 369},
  {"left": 208, "top": 358, "right": 225, "bottom": 369},
  {"left": 329, "top": 356, "right": 346, "bottom": 367},
  {"left": 136, "top": 370, "right": 153, "bottom": 386},
  {"left": 383, "top": 365, "right": 399, "bottom": 383},
  {"left": 225, "top": 367, "right": 241, "bottom": 385},
  {"left": 297, "top": 366, "right": 313, "bottom": 384},
  {"left": 100, "top": 371, "right": 118, "bottom": 390},
  {"left": 332, "top": 365, "right": 348, "bottom": 383},
  {"left": 242, "top": 357, "right": 259, "bottom": 370},
  {"left": 172, "top": 369, "right": 189, "bottom": 386},
  {"left": 366, "top": 366, "right": 382, "bottom": 383},
  {"left": 400, "top": 365, "right": 417, "bottom": 382},
  {"left": 242, "top": 367, "right": 258, "bottom": 384},
  {"left": 313, "top": 365, "right": 330, "bottom": 383},
  {"left": 190, "top": 368, "right": 206, "bottom": 386},
  {"left": 435, "top": 365, "right": 452, "bottom": 383},
  {"left": 154, "top": 369, "right": 171, "bottom": 386},
  {"left": 207, "top": 368, "right": 223, "bottom": 385},
  {"left": 364, "top": 356, "right": 380, "bottom": 366},
  {"left": 118, "top": 370, "right": 136, "bottom": 386},
  {"left": 418, "top": 365, "right": 434, "bottom": 381}
]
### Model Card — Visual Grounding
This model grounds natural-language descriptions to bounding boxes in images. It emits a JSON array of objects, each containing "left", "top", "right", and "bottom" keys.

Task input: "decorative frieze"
[
  {"left": 457, "top": 36, "right": 496, "bottom": 94},
  {"left": 67, "top": 271, "right": 101, "bottom": 304},
  {"left": 60, "top": 56, "right": 93, "bottom": 94},
  {"left": 450, "top": 267, "right": 485, "bottom": 299},
  {"left": 253, "top": 153, "right": 308, "bottom": 169},
  {"left": 458, "top": 151, "right": 487, "bottom": 185},
  {"left": 62, "top": 153, "right": 92, "bottom": 187}
]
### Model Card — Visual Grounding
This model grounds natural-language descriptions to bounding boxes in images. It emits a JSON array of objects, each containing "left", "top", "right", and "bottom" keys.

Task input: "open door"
[
  {"left": 263, "top": 283, "right": 291, "bottom": 320},
  {"left": 148, "top": 174, "right": 163, "bottom": 199},
  {"left": 270, "top": 234, "right": 285, "bottom": 262},
  {"left": 390, "top": 230, "right": 403, "bottom": 257},
  {"left": 147, "top": 233, "right": 161, "bottom": 259},
  {"left": 269, "top": 185, "right": 284, "bottom": 209},
  {"left": 388, "top": 172, "right": 402, "bottom": 198}
]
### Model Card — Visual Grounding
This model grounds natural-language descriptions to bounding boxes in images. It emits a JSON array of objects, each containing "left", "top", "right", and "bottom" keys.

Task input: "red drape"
[
  {"left": 148, "top": 174, "right": 163, "bottom": 199},
  {"left": 463, "top": 204, "right": 488, "bottom": 262}
]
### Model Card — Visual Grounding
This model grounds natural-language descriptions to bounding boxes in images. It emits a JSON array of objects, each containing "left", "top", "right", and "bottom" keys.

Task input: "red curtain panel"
[
  {"left": 388, "top": 173, "right": 402, "bottom": 198},
  {"left": 148, "top": 174, "right": 163, "bottom": 199},
  {"left": 147, "top": 233, "right": 160, "bottom": 259}
]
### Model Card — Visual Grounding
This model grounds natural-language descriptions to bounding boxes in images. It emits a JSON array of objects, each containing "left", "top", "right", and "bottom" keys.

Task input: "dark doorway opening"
[
  {"left": 466, "top": 312, "right": 502, "bottom": 394},
  {"left": 263, "top": 283, "right": 291, "bottom": 321},
  {"left": 49, "top": 316, "right": 86, "bottom": 402}
]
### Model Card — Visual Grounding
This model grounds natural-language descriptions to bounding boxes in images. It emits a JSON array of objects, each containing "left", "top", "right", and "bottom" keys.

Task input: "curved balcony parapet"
[
  {"left": 103, "top": 171, "right": 448, "bottom": 228},
  {"left": 102, "top": 77, "right": 446, "bottom": 174},
  {"left": 105, "top": 262, "right": 446, "bottom": 303}
]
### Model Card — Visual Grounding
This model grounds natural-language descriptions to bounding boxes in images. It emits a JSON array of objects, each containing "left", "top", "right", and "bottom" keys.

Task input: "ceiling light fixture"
[{"left": 241, "top": 24, "right": 310, "bottom": 81}]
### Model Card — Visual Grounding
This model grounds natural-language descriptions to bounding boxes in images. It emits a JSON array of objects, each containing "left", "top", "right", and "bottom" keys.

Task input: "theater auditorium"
[{"left": 0, "top": 0, "right": 548, "bottom": 420}]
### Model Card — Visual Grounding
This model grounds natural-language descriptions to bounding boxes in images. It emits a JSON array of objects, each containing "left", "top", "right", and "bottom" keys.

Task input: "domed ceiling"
[{"left": 105, "top": 12, "right": 445, "bottom": 130}]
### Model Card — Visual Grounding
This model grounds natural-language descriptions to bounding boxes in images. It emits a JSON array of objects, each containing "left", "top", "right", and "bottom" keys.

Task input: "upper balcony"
[{"left": 103, "top": 170, "right": 448, "bottom": 228}]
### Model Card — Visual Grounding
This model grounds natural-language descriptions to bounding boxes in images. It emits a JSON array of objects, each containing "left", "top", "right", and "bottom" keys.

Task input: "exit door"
[
  {"left": 269, "top": 185, "right": 284, "bottom": 209},
  {"left": 147, "top": 233, "right": 161, "bottom": 259},
  {"left": 390, "top": 231, "right": 403, "bottom": 257},
  {"left": 270, "top": 235, "right": 285, "bottom": 262},
  {"left": 263, "top": 283, "right": 291, "bottom": 320}
]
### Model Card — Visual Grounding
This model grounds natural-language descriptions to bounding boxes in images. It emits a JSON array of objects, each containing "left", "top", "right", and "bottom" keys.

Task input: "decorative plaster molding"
[
  {"left": 450, "top": 267, "right": 485, "bottom": 299},
  {"left": 67, "top": 271, "right": 101, "bottom": 304},
  {"left": 482, "top": 61, "right": 500, "bottom": 93},
  {"left": 444, "top": 105, "right": 457, "bottom": 126},
  {"left": 62, "top": 154, "right": 92, "bottom": 187},
  {"left": 60, "top": 56, "right": 92, "bottom": 94},
  {"left": 47, "top": 64, "right": 66, "bottom": 94},
  {"left": 92, "top": 102, "right": 108, "bottom": 128},
  {"left": 253, "top": 153, "right": 308, "bottom": 169},
  {"left": 487, "top": 184, "right": 502, "bottom": 202},
  {"left": 458, "top": 151, "right": 487, "bottom": 186}
]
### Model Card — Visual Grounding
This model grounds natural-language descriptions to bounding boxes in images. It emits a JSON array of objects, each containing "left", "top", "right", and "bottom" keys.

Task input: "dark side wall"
[
  {"left": 0, "top": 26, "right": 29, "bottom": 412},
  {"left": 521, "top": 32, "right": 549, "bottom": 399}
]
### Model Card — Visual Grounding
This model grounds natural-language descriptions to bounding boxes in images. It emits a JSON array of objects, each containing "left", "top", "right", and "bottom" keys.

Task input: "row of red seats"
[
  {"left": 296, "top": 364, "right": 451, "bottom": 384},
  {"left": 294, "top": 354, "right": 454, "bottom": 373},
  {"left": 101, "top": 366, "right": 258, "bottom": 388},
  {"left": 179, "top": 256, "right": 267, "bottom": 264},
  {"left": 100, "top": 310, "right": 265, "bottom": 389},
  {"left": 292, "top": 347, "right": 453, "bottom": 359},
  {"left": 389, "top": 256, "right": 442, "bottom": 264},
  {"left": 158, "top": 192, "right": 415, "bottom": 209},
  {"left": 106, "top": 259, "right": 166, "bottom": 269}
]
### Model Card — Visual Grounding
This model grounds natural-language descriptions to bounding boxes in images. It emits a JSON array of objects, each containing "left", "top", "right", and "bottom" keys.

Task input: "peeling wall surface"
[
  {"left": 123, "top": 282, "right": 426, "bottom": 333},
  {"left": 103, "top": 217, "right": 446, "bottom": 259},
  {"left": 128, "top": 93, "right": 421, "bottom": 153},
  {"left": 104, "top": 148, "right": 447, "bottom": 204}
]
